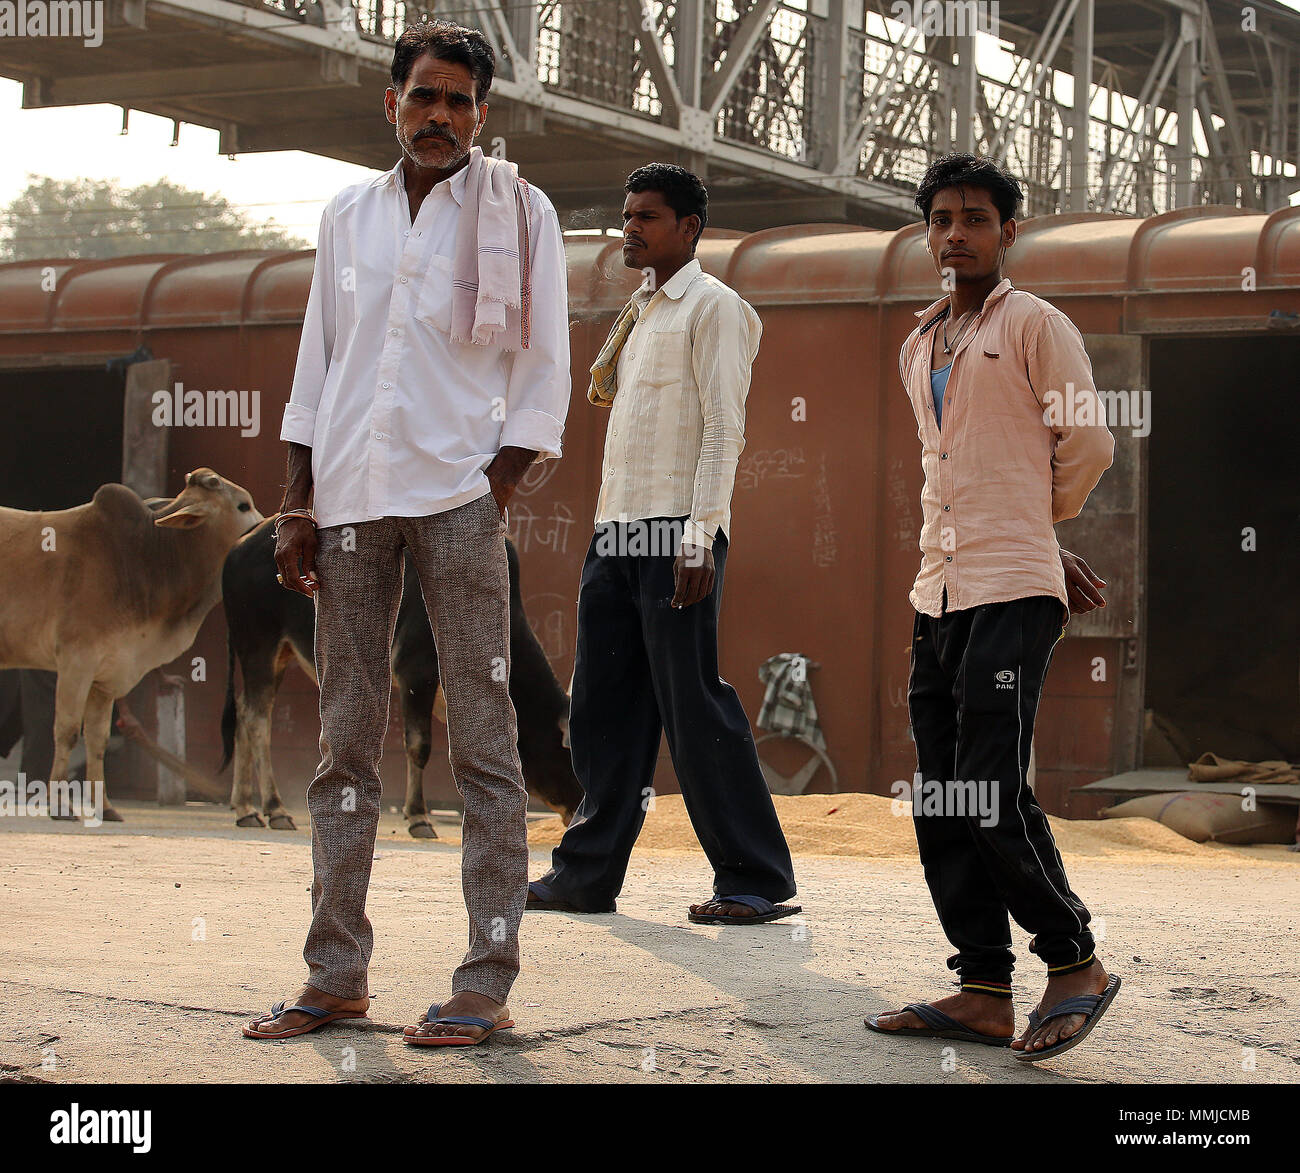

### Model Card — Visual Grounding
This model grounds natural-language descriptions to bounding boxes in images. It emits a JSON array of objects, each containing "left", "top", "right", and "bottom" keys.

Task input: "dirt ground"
[{"left": 0, "top": 797, "right": 1296, "bottom": 1084}]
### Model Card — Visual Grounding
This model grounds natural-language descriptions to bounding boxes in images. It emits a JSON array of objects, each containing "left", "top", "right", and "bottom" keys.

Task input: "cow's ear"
[{"left": 154, "top": 507, "right": 208, "bottom": 529}]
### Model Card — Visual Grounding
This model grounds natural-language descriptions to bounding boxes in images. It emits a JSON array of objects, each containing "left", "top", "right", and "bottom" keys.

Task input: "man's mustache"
[{"left": 414, "top": 128, "right": 456, "bottom": 144}]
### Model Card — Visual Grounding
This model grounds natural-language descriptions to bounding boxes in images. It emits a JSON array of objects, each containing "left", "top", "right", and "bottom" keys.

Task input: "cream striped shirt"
[{"left": 595, "top": 258, "right": 761, "bottom": 549}]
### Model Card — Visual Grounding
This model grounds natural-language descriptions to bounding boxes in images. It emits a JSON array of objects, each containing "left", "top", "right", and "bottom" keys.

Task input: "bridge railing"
[{"left": 232, "top": 0, "right": 1264, "bottom": 215}]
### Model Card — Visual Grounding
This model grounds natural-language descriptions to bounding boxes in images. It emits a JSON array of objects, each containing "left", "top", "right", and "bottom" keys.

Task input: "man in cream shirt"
[{"left": 528, "top": 163, "right": 798, "bottom": 925}]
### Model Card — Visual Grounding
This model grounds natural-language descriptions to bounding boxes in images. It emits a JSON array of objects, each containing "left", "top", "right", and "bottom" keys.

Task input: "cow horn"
[{"left": 155, "top": 503, "right": 210, "bottom": 529}]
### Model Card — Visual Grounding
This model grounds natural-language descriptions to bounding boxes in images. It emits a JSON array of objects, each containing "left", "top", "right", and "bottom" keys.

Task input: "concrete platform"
[{"left": 0, "top": 801, "right": 1297, "bottom": 1084}]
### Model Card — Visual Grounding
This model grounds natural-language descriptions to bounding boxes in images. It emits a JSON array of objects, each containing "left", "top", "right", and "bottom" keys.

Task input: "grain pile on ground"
[{"left": 527, "top": 792, "right": 1278, "bottom": 864}]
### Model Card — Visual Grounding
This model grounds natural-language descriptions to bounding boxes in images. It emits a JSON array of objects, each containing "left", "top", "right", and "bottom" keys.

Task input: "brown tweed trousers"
[{"left": 303, "top": 490, "right": 528, "bottom": 1005}]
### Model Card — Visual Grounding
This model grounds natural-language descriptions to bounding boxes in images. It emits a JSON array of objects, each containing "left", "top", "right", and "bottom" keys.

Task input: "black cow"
[{"left": 219, "top": 517, "right": 582, "bottom": 837}]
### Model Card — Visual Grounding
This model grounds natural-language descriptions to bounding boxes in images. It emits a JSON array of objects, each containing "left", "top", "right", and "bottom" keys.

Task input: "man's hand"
[
  {"left": 275, "top": 517, "right": 320, "bottom": 597},
  {"left": 672, "top": 542, "right": 714, "bottom": 609},
  {"left": 1060, "top": 548, "right": 1106, "bottom": 614},
  {"left": 485, "top": 445, "right": 537, "bottom": 519}
]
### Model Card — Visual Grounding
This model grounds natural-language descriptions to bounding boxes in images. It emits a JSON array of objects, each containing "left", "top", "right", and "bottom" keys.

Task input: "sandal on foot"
[
  {"left": 865, "top": 1002, "right": 1013, "bottom": 1047},
  {"left": 1016, "top": 974, "right": 1122, "bottom": 1063},
  {"left": 242, "top": 999, "right": 369, "bottom": 1040},
  {"left": 403, "top": 1003, "right": 515, "bottom": 1048},
  {"left": 688, "top": 894, "right": 801, "bottom": 925}
]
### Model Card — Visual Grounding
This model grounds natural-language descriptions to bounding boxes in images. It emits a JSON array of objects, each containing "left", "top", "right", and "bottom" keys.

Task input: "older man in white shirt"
[
  {"left": 244, "top": 21, "right": 569, "bottom": 1048},
  {"left": 528, "top": 164, "right": 797, "bottom": 925}
]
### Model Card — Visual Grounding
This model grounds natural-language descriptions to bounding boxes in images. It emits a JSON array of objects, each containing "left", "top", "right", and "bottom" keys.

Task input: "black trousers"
[
  {"left": 908, "top": 591, "right": 1095, "bottom": 995},
  {"left": 539, "top": 520, "right": 796, "bottom": 910}
]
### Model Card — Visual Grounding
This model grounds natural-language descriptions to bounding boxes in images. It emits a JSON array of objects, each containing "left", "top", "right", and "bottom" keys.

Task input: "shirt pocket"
[
  {"left": 413, "top": 253, "right": 454, "bottom": 334},
  {"left": 637, "top": 328, "right": 685, "bottom": 390}
]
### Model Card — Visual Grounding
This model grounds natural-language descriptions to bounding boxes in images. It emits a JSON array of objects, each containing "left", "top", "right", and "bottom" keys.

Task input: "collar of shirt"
[
  {"left": 373, "top": 156, "right": 470, "bottom": 207},
  {"left": 633, "top": 257, "right": 703, "bottom": 310},
  {"left": 915, "top": 275, "right": 1014, "bottom": 336}
]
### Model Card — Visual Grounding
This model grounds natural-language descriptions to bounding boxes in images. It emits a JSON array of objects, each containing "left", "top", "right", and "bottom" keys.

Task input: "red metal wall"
[{"left": 3, "top": 204, "right": 1298, "bottom": 817}]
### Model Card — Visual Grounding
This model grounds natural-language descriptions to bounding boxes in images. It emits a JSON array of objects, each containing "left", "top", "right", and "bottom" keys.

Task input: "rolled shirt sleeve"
[
  {"left": 280, "top": 198, "right": 338, "bottom": 447},
  {"left": 1026, "top": 311, "right": 1116, "bottom": 523},
  {"left": 685, "top": 293, "right": 760, "bottom": 549},
  {"left": 499, "top": 188, "right": 571, "bottom": 461}
]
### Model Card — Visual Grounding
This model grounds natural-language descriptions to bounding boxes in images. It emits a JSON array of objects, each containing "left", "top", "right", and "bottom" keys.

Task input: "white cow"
[{"left": 0, "top": 469, "right": 262, "bottom": 821}]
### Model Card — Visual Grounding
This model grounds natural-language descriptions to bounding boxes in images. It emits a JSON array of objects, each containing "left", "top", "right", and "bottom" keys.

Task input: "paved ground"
[{"left": 1, "top": 801, "right": 1296, "bottom": 1084}]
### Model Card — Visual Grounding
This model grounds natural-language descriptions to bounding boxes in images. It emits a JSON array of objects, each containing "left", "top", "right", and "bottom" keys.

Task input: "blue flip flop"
[
  {"left": 403, "top": 1003, "right": 515, "bottom": 1047},
  {"left": 687, "top": 894, "right": 802, "bottom": 925},
  {"left": 243, "top": 999, "right": 369, "bottom": 1039},
  {"left": 865, "top": 1001, "right": 1013, "bottom": 1047},
  {"left": 1016, "top": 973, "right": 1122, "bottom": 1062}
]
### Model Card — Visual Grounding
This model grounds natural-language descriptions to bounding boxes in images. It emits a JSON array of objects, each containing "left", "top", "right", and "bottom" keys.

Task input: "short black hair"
[
  {"left": 625, "top": 163, "right": 709, "bottom": 250},
  {"left": 915, "top": 153, "right": 1022, "bottom": 225},
  {"left": 391, "top": 19, "right": 495, "bottom": 101}
]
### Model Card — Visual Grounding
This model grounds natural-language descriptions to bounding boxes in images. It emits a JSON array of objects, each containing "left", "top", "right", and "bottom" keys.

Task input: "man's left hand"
[
  {"left": 672, "top": 542, "right": 714, "bottom": 608},
  {"left": 485, "top": 445, "right": 537, "bottom": 519},
  {"left": 1060, "top": 547, "right": 1107, "bottom": 614}
]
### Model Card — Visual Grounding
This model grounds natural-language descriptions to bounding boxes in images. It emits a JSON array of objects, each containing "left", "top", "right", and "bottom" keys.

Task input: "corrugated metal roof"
[{"left": 3, "top": 205, "right": 1299, "bottom": 331}]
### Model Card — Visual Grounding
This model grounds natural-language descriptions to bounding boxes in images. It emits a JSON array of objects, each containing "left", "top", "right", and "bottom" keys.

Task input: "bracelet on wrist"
[{"left": 274, "top": 509, "right": 316, "bottom": 530}]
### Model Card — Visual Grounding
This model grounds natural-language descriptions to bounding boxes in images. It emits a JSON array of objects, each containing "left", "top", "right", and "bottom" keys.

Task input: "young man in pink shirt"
[{"left": 866, "top": 154, "right": 1121, "bottom": 1063}]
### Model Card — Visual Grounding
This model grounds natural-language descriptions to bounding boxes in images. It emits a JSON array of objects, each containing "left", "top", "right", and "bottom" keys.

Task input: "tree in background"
[{"left": 0, "top": 176, "right": 310, "bottom": 261}]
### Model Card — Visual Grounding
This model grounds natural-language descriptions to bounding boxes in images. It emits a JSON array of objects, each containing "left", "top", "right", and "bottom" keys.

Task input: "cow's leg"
[
  {"left": 399, "top": 677, "right": 438, "bottom": 839},
  {"left": 48, "top": 668, "right": 94, "bottom": 821},
  {"left": 255, "top": 642, "right": 297, "bottom": 829},
  {"left": 231, "top": 645, "right": 278, "bottom": 828},
  {"left": 81, "top": 685, "right": 120, "bottom": 822},
  {"left": 229, "top": 694, "right": 262, "bottom": 826}
]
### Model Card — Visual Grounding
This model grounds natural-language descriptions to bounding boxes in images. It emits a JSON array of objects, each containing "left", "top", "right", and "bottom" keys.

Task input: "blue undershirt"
[{"left": 930, "top": 360, "right": 953, "bottom": 427}]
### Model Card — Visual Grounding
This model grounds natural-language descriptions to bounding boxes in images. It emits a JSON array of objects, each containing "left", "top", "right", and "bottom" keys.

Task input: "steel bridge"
[{"left": 5, "top": 0, "right": 1300, "bottom": 228}]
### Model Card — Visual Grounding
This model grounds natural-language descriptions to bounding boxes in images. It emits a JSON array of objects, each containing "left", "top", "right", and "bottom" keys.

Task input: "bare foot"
[
  {"left": 873, "top": 990, "right": 1015, "bottom": 1039},
  {"left": 403, "top": 991, "right": 509, "bottom": 1042},
  {"left": 246, "top": 983, "right": 369, "bottom": 1035},
  {"left": 1011, "top": 958, "right": 1110, "bottom": 1053}
]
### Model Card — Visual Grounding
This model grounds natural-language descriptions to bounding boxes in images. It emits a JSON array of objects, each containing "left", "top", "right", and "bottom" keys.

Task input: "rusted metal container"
[{"left": 1, "top": 204, "right": 1295, "bottom": 818}]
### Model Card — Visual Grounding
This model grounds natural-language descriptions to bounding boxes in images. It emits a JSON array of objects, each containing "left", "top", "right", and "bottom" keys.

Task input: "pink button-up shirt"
[{"left": 899, "top": 278, "right": 1115, "bottom": 619}]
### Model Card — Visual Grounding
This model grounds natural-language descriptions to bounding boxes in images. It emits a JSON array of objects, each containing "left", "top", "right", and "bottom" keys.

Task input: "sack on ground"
[{"left": 1100, "top": 791, "right": 1295, "bottom": 845}]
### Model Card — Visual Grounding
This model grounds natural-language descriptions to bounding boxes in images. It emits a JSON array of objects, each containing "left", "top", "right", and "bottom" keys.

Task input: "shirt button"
[
  {"left": 404, "top": 230, "right": 410, "bottom": 237},
  {"left": 390, "top": 329, "right": 399, "bottom": 336},
  {"left": 382, "top": 382, "right": 391, "bottom": 389},
  {"left": 944, "top": 555, "right": 953, "bottom": 562},
  {"left": 399, "top": 276, "right": 409, "bottom": 284},
  {"left": 943, "top": 505, "right": 950, "bottom": 512},
  {"left": 940, "top": 452, "right": 949, "bottom": 460},
  {"left": 374, "top": 431, "right": 384, "bottom": 439}
]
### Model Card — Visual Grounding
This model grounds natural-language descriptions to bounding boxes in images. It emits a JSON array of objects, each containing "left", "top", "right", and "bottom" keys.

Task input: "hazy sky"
[{"left": 3, "top": 0, "right": 1298, "bottom": 241}]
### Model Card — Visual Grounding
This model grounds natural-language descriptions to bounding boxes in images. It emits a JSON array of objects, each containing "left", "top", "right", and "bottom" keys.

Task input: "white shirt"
[
  {"left": 280, "top": 159, "right": 571, "bottom": 528},
  {"left": 596, "top": 258, "right": 761, "bottom": 549}
]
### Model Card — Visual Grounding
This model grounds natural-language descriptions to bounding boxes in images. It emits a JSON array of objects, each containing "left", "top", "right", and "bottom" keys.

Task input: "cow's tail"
[{"left": 218, "top": 629, "right": 238, "bottom": 774}]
